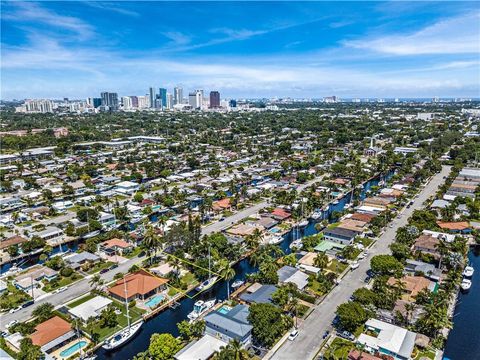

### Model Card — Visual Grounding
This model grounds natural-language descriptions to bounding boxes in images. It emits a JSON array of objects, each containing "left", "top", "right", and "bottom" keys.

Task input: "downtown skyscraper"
[{"left": 174, "top": 86, "right": 183, "bottom": 105}]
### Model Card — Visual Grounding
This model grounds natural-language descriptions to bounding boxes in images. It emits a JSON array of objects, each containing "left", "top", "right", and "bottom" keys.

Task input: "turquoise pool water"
[
  {"left": 269, "top": 227, "right": 281, "bottom": 233},
  {"left": 60, "top": 341, "right": 87, "bottom": 358},
  {"left": 145, "top": 294, "right": 165, "bottom": 308},
  {"left": 218, "top": 306, "right": 231, "bottom": 315}
]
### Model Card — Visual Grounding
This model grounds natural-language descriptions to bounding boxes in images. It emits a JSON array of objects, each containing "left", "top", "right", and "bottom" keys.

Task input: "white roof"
[
  {"left": 68, "top": 296, "right": 112, "bottom": 322},
  {"left": 174, "top": 334, "right": 226, "bottom": 360},
  {"left": 116, "top": 181, "right": 138, "bottom": 188}
]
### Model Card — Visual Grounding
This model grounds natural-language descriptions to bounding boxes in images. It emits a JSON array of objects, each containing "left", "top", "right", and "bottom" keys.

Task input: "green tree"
[
  {"left": 17, "top": 338, "right": 44, "bottom": 360},
  {"left": 213, "top": 339, "right": 251, "bottom": 360},
  {"left": 370, "top": 255, "right": 403, "bottom": 276},
  {"left": 314, "top": 252, "right": 329, "bottom": 269},
  {"left": 32, "top": 303, "right": 54, "bottom": 322},
  {"left": 148, "top": 333, "right": 181, "bottom": 360},
  {"left": 336, "top": 301, "right": 367, "bottom": 333},
  {"left": 100, "top": 304, "right": 118, "bottom": 328},
  {"left": 248, "top": 303, "right": 293, "bottom": 347}
]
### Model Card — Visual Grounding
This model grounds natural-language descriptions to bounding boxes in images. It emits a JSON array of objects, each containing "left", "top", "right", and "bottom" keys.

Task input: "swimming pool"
[
  {"left": 218, "top": 305, "right": 231, "bottom": 315},
  {"left": 60, "top": 340, "right": 87, "bottom": 358},
  {"left": 145, "top": 294, "right": 165, "bottom": 308},
  {"left": 269, "top": 227, "right": 281, "bottom": 233}
]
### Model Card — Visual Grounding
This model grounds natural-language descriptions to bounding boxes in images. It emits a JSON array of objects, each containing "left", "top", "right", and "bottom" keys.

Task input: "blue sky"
[{"left": 1, "top": 1, "right": 479, "bottom": 99}]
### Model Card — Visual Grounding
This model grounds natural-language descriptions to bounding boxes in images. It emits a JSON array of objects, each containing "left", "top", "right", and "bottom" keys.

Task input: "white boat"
[
  {"left": 311, "top": 212, "right": 322, "bottom": 220},
  {"left": 298, "top": 220, "right": 309, "bottom": 227},
  {"left": 196, "top": 276, "right": 219, "bottom": 292},
  {"left": 344, "top": 203, "right": 352, "bottom": 210},
  {"left": 187, "top": 299, "right": 216, "bottom": 321},
  {"left": 102, "top": 276, "right": 143, "bottom": 351},
  {"left": 332, "top": 200, "right": 339, "bottom": 205},
  {"left": 461, "top": 279, "right": 472, "bottom": 291},
  {"left": 289, "top": 239, "right": 303, "bottom": 250},
  {"left": 231, "top": 280, "right": 244, "bottom": 288},
  {"left": 266, "top": 235, "right": 283, "bottom": 245},
  {"left": 463, "top": 266, "right": 474, "bottom": 278},
  {"left": 102, "top": 321, "right": 143, "bottom": 350}
]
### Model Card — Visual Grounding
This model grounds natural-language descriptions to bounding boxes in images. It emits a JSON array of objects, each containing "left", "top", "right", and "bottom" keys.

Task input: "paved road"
[
  {"left": 270, "top": 166, "right": 451, "bottom": 360},
  {"left": 1, "top": 255, "right": 144, "bottom": 330},
  {"left": 1, "top": 174, "right": 326, "bottom": 330}
]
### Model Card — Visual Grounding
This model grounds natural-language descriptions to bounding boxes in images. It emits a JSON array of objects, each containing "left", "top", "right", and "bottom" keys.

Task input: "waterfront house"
[
  {"left": 174, "top": 334, "right": 226, "bottom": 360},
  {"left": 0, "top": 235, "right": 28, "bottom": 251},
  {"left": 404, "top": 259, "right": 441, "bottom": 281},
  {"left": 14, "top": 266, "right": 58, "bottom": 292},
  {"left": 436, "top": 221, "right": 471, "bottom": 234},
  {"left": 271, "top": 207, "right": 291, "bottom": 221},
  {"left": 204, "top": 304, "right": 253, "bottom": 346},
  {"left": 387, "top": 275, "right": 436, "bottom": 301},
  {"left": 357, "top": 318, "right": 417, "bottom": 360},
  {"left": 212, "top": 198, "right": 231, "bottom": 212},
  {"left": 29, "top": 316, "right": 76, "bottom": 354},
  {"left": 64, "top": 251, "right": 100, "bottom": 270},
  {"left": 108, "top": 269, "right": 168, "bottom": 302},
  {"left": 239, "top": 284, "right": 277, "bottom": 304},
  {"left": 323, "top": 227, "right": 360, "bottom": 245},
  {"left": 68, "top": 295, "right": 113, "bottom": 322},
  {"left": 411, "top": 234, "right": 441, "bottom": 258}
]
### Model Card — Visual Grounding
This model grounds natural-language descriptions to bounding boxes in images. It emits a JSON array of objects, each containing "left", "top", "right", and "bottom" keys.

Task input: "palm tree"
[
  {"left": 142, "top": 226, "right": 160, "bottom": 264},
  {"left": 219, "top": 260, "right": 236, "bottom": 299},
  {"left": 89, "top": 274, "right": 104, "bottom": 290},
  {"left": 314, "top": 252, "right": 329, "bottom": 270}
]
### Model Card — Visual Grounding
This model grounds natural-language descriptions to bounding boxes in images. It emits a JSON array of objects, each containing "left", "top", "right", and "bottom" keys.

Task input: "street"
[{"left": 269, "top": 165, "right": 451, "bottom": 360}]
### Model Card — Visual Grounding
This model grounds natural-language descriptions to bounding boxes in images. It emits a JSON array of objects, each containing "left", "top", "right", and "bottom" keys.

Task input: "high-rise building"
[
  {"left": 174, "top": 87, "right": 183, "bottom": 105},
  {"left": 100, "top": 92, "right": 119, "bottom": 110},
  {"left": 166, "top": 93, "right": 173, "bottom": 110},
  {"left": 20, "top": 99, "right": 53, "bottom": 113},
  {"left": 189, "top": 92, "right": 197, "bottom": 108},
  {"left": 229, "top": 99, "right": 237, "bottom": 108},
  {"left": 209, "top": 91, "right": 220, "bottom": 108},
  {"left": 138, "top": 96, "right": 149, "bottom": 109},
  {"left": 130, "top": 96, "right": 139, "bottom": 108},
  {"left": 122, "top": 96, "right": 132, "bottom": 110},
  {"left": 158, "top": 88, "right": 167, "bottom": 109},
  {"left": 149, "top": 87, "right": 157, "bottom": 108},
  {"left": 88, "top": 97, "right": 102, "bottom": 108}
]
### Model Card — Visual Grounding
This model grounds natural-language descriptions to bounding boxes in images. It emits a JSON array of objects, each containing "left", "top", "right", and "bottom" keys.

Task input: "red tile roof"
[
  {"left": 436, "top": 221, "right": 470, "bottom": 231},
  {"left": 108, "top": 270, "right": 168, "bottom": 299},
  {"left": 30, "top": 316, "right": 72, "bottom": 347}
]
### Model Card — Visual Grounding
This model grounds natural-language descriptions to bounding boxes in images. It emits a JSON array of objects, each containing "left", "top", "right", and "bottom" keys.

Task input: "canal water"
[
  {"left": 444, "top": 247, "right": 480, "bottom": 360},
  {"left": 97, "top": 173, "right": 389, "bottom": 359}
]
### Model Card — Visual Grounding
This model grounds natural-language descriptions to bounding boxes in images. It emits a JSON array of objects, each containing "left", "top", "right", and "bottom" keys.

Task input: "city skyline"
[{"left": 1, "top": 1, "right": 480, "bottom": 100}]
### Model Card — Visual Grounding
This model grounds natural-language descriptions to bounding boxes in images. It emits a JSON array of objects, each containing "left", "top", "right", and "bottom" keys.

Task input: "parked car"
[
  {"left": 338, "top": 330, "right": 355, "bottom": 341},
  {"left": 9, "top": 306, "right": 22, "bottom": 314},
  {"left": 6, "top": 320, "right": 18, "bottom": 329},
  {"left": 100, "top": 268, "right": 110, "bottom": 274},
  {"left": 55, "top": 286, "right": 68, "bottom": 293},
  {"left": 322, "top": 330, "right": 330, "bottom": 339},
  {"left": 109, "top": 264, "right": 119, "bottom": 270},
  {"left": 22, "top": 300, "right": 34, "bottom": 308},
  {"left": 288, "top": 329, "right": 299, "bottom": 341},
  {"left": 364, "top": 275, "right": 372, "bottom": 283},
  {"left": 350, "top": 262, "right": 359, "bottom": 270}
]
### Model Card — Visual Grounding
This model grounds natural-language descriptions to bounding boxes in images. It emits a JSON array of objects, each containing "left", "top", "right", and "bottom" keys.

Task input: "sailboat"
[
  {"left": 196, "top": 247, "right": 219, "bottom": 292},
  {"left": 102, "top": 277, "right": 143, "bottom": 351}
]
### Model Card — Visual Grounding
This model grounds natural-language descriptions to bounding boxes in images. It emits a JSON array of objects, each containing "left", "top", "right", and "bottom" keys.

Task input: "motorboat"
[
  {"left": 332, "top": 200, "right": 339, "bottom": 205},
  {"left": 102, "top": 321, "right": 143, "bottom": 350},
  {"left": 187, "top": 299, "right": 216, "bottom": 322},
  {"left": 289, "top": 239, "right": 303, "bottom": 250},
  {"left": 463, "top": 266, "right": 474, "bottom": 278},
  {"left": 266, "top": 235, "right": 283, "bottom": 245},
  {"left": 460, "top": 279, "right": 472, "bottom": 291},
  {"left": 195, "top": 276, "right": 219, "bottom": 292},
  {"left": 344, "top": 203, "right": 352, "bottom": 210},
  {"left": 311, "top": 212, "right": 322, "bottom": 220},
  {"left": 231, "top": 280, "right": 245, "bottom": 288},
  {"left": 298, "top": 220, "right": 309, "bottom": 227}
]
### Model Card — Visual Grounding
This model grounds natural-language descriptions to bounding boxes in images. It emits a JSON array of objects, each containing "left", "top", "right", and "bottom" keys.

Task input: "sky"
[{"left": 1, "top": 1, "right": 480, "bottom": 100}]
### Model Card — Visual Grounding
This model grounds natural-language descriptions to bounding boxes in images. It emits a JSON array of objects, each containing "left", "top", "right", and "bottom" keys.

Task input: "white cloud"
[
  {"left": 3, "top": 2, "right": 94, "bottom": 40},
  {"left": 162, "top": 32, "right": 191, "bottom": 46},
  {"left": 343, "top": 12, "right": 480, "bottom": 55},
  {"left": 83, "top": 2, "right": 140, "bottom": 17}
]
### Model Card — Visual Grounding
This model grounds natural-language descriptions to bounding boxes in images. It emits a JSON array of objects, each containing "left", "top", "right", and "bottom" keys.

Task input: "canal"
[
  {"left": 97, "top": 174, "right": 389, "bottom": 359},
  {"left": 444, "top": 247, "right": 480, "bottom": 360}
]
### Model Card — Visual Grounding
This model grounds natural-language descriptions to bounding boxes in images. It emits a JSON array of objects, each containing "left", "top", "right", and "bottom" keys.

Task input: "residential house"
[
  {"left": 271, "top": 207, "right": 291, "bottom": 221},
  {"left": 204, "top": 304, "right": 253, "bottom": 346},
  {"left": 108, "top": 270, "right": 168, "bottom": 302},
  {"left": 357, "top": 318, "right": 417, "bottom": 360},
  {"left": 29, "top": 316, "right": 76, "bottom": 354},
  {"left": 411, "top": 234, "right": 440, "bottom": 258},
  {"left": 115, "top": 180, "right": 139, "bottom": 195},
  {"left": 277, "top": 265, "right": 309, "bottom": 290},
  {"left": 239, "top": 284, "right": 277, "bottom": 304},
  {"left": 404, "top": 259, "right": 441, "bottom": 281},
  {"left": 387, "top": 275, "right": 436, "bottom": 301},
  {"left": 323, "top": 227, "right": 360, "bottom": 245},
  {"left": 436, "top": 221, "right": 471, "bottom": 234},
  {"left": 14, "top": 266, "right": 58, "bottom": 291},
  {"left": 99, "top": 238, "right": 134, "bottom": 256},
  {"left": 64, "top": 251, "right": 100, "bottom": 270},
  {"left": 68, "top": 295, "right": 113, "bottom": 322}
]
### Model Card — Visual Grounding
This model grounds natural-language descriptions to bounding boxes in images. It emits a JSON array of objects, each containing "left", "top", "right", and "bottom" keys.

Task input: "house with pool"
[
  {"left": 29, "top": 316, "right": 91, "bottom": 359},
  {"left": 203, "top": 304, "right": 253, "bottom": 346},
  {"left": 108, "top": 269, "right": 169, "bottom": 309}
]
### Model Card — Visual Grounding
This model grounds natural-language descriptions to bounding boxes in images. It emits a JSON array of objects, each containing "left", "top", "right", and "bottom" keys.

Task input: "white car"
[
  {"left": 9, "top": 306, "right": 22, "bottom": 314},
  {"left": 6, "top": 320, "right": 18, "bottom": 329},
  {"left": 288, "top": 329, "right": 299, "bottom": 341},
  {"left": 357, "top": 254, "right": 365, "bottom": 261},
  {"left": 350, "top": 262, "right": 360, "bottom": 270},
  {"left": 54, "top": 286, "right": 68, "bottom": 294}
]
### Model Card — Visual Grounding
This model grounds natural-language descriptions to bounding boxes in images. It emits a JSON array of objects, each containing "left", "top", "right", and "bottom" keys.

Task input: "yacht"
[
  {"left": 289, "top": 239, "right": 303, "bottom": 250},
  {"left": 332, "top": 199, "right": 339, "bottom": 205},
  {"left": 298, "top": 220, "right": 309, "bottom": 227},
  {"left": 344, "top": 203, "right": 352, "bottom": 210},
  {"left": 187, "top": 299, "right": 216, "bottom": 322},
  {"left": 460, "top": 279, "right": 472, "bottom": 291},
  {"left": 102, "top": 321, "right": 143, "bottom": 350},
  {"left": 231, "top": 280, "right": 245, "bottom": 288},
  {"left": 266, "top": 235, "right": 283, "bottom": 245},
  {"left": 196, "top": 247, "right": 219, "bottom": 292},
  {"left": 311, "top": 211, "right": 322, "bottom": 220},
  {"left": 463, "top": 266, "right": 474, "bottom": 278},
  {"left": 102, "top": 276, "right": 143, "bottom": 351},
  {"left": 195, "top": 276, "right": 219, "bottom": 292}
]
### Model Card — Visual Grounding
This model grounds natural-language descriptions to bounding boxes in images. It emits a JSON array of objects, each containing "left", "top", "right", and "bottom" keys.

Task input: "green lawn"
[
  {"left": 180, "top": 272, "right": 197, "bottom": 287},
  {"left": 326, "top": 259, "right": 348, "bottom": 274},
  {"left": 67, "top": 293, "right": 96, "bottom": 308},
  {"left": 355, "top": 237, "right": 374, "bottom": 248},
  {"left": 83, "top": 300, "right": 146, "bottom": 341},
  {"left": 413, "top": 347, "right": 436, "bottom": 360},
  {"left": 42, "top": 273, "right": 83, "bottom": 292},
  {"left": 0, "top": 283, "right": 32, "bottom": 311},
  {"left": 123, "top": 247, "right": 143, "bottom": 259},
  {"left": 323, "top": 338, "right": 355, "bottom": 360}
]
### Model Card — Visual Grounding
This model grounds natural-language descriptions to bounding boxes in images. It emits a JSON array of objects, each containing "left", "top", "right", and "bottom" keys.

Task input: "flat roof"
[{"left": 174, "top": 334, "right": 226, "bottom": 360}]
